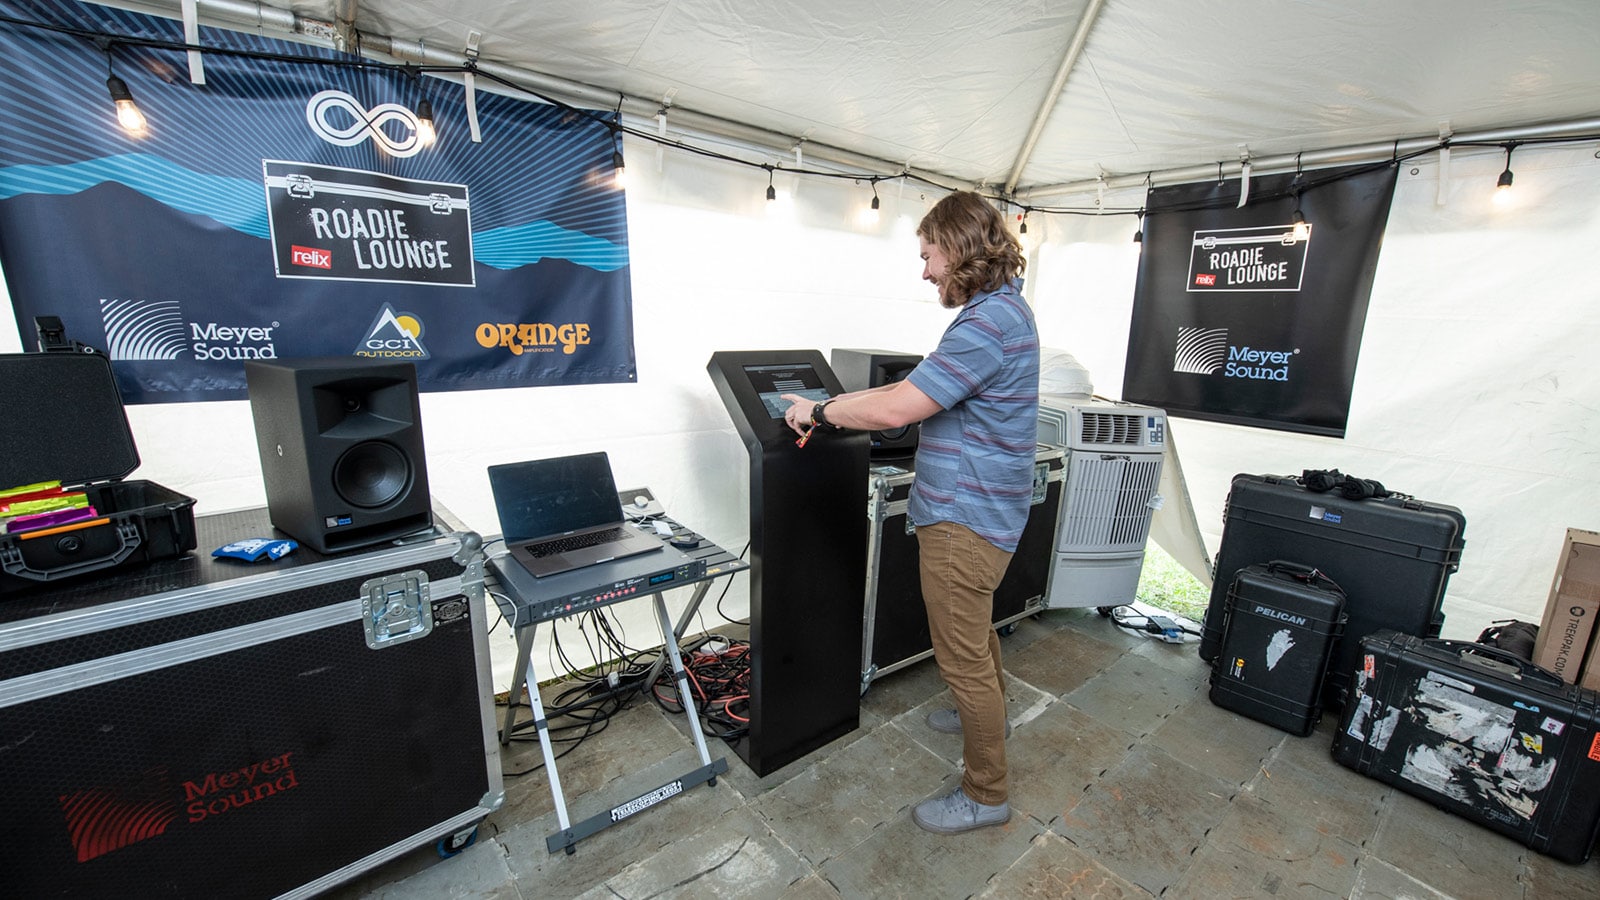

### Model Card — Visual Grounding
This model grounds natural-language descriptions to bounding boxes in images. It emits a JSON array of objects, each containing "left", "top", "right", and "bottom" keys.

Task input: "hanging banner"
[
  {"left": 1121, "top": 165, "right": 1397, "bottom": 437},
  {"left": 0, "top": 0, "right": 635, "bottom": 403}
]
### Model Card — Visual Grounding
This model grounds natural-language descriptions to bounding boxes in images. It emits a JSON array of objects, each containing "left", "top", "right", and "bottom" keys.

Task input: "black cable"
[
  {"left": 15, "top": 10, "right": 1586, "bottom": 230},
  {"left": 715, "top": 541, "right": 751, "bottom": 626}
]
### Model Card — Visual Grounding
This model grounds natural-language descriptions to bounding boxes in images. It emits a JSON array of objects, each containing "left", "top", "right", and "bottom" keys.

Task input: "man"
[{"left": 781, "top": 190, "right": 1039, "bottom": 834}]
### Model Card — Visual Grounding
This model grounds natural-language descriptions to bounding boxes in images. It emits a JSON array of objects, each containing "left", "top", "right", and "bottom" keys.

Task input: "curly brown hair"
[{"left": 916, "top": 191, "right": 1026, "bottom": 308}]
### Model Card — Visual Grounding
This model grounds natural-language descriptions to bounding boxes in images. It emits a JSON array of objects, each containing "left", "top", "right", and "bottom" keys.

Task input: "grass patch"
[{"left": 1136, "top": 541, "right": 1210, "bottom": 622}]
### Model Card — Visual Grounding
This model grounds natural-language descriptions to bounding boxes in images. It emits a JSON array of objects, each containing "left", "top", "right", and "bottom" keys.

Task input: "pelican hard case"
[
  {"left": 1333, "top": 630, "right": 1600, "bottom": 864},
  {"left": 0, "top": 349, "right": 197, "bottom": 595},
  {"left": 1198, "top": 472, "right": 1465, "bottom": 710},
  {"left": 1208, "top": 561, "right": 1347, "bottom": 736},
  {"left": 0, "top": 505, "right": 502, "bottom": 898}
]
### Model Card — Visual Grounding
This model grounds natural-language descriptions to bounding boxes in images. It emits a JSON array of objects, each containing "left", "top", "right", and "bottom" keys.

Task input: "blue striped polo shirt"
[{"left": 905, "top": 279, "right": 1040, "bottom": 552}]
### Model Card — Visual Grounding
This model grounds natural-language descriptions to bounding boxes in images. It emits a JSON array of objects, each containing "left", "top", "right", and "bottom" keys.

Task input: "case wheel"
[{"left": 436, "top": 825, "right": 479, "bottom": 858}]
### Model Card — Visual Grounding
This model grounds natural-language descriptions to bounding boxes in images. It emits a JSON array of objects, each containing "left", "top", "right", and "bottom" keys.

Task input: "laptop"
[{"left": 488, "top": 451, "right": 665, "bottom": 577}]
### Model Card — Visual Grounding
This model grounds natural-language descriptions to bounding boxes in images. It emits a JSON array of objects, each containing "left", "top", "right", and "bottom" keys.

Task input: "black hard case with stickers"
[
  {"left": 1209, "top": 561, "right": 1347, "bottom": 736},
  {"left": 1333, "top": 630, "right": 1600, "bottom": 864},
  {"left": 0, "top": 506, "right": 502, "bottom": 898},
  {"left": 1198, "top": 473, "right": 1466, "bottom": 711}
]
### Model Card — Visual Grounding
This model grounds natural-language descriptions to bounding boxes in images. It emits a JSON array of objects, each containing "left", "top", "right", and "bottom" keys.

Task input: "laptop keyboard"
[{"left": 527, "top": 527, "right": 626, "bottom": 558}]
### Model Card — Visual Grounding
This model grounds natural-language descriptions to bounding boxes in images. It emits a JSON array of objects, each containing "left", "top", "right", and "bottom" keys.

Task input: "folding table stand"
[{"left": 488, "top": 514, "right": 747, "bottom": 855}]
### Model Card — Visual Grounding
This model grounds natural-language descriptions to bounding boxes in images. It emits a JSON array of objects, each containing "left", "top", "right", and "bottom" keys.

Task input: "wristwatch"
[{"left": 811, "top": 398, "right": 838, "bottom": 429}]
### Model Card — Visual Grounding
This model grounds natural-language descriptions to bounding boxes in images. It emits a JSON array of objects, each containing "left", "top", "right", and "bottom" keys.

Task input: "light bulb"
[
  {"left": 106, "top": 76, "right": 147, "bottom": 136},
  {"left": 414, "top": 98, "right": 436, "bottom": 146}
]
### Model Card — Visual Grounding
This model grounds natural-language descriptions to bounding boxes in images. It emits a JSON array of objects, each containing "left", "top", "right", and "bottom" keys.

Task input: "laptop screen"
[{"left": 488, "top": 452, "right": 624, "bottom": 542}]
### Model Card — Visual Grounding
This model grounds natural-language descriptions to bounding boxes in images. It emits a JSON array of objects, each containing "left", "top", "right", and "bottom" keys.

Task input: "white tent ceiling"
[{"left": 129, "top": 0, "right": 1600, "bottom": 194}]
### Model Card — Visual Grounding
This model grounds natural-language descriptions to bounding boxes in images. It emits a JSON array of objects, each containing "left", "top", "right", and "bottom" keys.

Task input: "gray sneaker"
[
  {"left": 926, "top": 707, "right": 1011, "bottom": 738},
  {"left": 912, "top": 786, "right": 1010, "bottom": 834}
]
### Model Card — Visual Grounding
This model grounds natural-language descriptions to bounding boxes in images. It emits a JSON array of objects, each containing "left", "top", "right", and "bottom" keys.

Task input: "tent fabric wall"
[
  {"left": 1034, "top": 142, "right": 1600, "bottom": 639},
  {"left": 3, "top": 139, "right": 1596, "bottom": 688}
]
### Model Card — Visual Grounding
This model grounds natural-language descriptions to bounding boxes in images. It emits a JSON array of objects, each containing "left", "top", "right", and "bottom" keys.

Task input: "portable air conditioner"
[{"left": 1037, "top": 398, "right": 1166, "bottom": 608}]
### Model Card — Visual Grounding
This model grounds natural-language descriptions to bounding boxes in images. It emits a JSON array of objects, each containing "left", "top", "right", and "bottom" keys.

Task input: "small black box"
[
  {"left": 0, "top": 351, "right": 196, "bottom": 595},
  {"left": 1334, "top": 630, "right": 1600, "bottom": 864},
  {"left": 1210, "top": 561, "right": 1347, "bottom": 735}
]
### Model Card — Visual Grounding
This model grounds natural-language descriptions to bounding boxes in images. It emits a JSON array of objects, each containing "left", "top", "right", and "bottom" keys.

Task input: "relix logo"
[{"left": 291, "top": 244, "right": 332, "bottom": 269}]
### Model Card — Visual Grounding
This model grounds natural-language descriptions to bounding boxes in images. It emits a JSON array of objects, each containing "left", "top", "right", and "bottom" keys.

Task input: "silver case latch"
[{"left": 361, "top": 570, "right": 434, "bottom": 648}]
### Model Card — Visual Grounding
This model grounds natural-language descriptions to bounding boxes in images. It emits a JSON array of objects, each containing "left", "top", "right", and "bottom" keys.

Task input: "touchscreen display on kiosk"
[{"left": 744, "top": 363, "right": 830, "bottom": 419}]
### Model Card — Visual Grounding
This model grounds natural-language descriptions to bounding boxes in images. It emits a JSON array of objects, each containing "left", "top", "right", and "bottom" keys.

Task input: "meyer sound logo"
[
  {"left": 1173, "top": 326, "right": 1228, "bottom": 374},
  {"left": 357, "top": 303, "right": 429, "bottom": 359},
  {"left": 1173, "top": 327, "right": 1300, "bottom": 382},
  {"left": 101, "top": 298, "right": 187, "bottom": 360},
  {"left": 306, "top": 90, "right": 428, "bottom": 158}
]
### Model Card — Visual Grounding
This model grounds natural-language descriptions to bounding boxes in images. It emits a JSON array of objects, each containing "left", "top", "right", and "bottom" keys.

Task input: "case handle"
[
  {"left": 1, "top": 519, "right": 142, "bottom": 581},
  {"left": 1431, "top": 638, "right": 1564, "bottom": 688},
  {"left": 1262, "top": 559, "right": 1344, "bottom": 594}
]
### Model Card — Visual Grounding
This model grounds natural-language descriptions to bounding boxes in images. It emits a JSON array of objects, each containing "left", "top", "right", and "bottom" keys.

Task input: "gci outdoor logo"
[
  {"left": 357, "top": 303, "right": 429, "bottom": 359},
  {"left": 1173, "top": 326, "right": 1300, "bottom": 382}
]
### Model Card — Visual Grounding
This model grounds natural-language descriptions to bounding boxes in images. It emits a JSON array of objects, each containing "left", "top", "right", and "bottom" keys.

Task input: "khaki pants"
[{"left": 917, "top": 520, "right": 1013, "bottom": 806}]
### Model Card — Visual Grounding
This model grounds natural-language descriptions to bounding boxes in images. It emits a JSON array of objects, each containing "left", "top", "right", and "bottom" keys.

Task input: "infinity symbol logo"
[{"left": 305, "top": 90, "right": 427, "bottom": 157}]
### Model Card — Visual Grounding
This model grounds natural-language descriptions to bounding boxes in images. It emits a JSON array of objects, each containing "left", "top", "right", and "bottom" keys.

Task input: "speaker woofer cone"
[{"left": 333, "top": 441, "right": 410, "bottom": 508}]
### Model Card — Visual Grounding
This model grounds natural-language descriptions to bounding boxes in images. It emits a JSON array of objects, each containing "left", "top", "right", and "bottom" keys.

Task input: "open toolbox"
[{"left": 0, "top": 348, "right": 196, "bottom": 594}]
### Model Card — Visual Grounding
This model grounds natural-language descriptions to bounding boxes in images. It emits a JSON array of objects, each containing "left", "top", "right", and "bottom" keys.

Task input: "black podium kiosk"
[{"left": 708, "top": 350, "right": 868, "bottom": 776}]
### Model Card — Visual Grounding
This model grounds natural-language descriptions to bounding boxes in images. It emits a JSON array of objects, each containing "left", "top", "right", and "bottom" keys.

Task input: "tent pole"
[
  {"left": 1003, "top": 0, "right": 1105, "bottom": 196},
  {"left": 1020, "top": 117, "right": 1600, "bottom": 201}
]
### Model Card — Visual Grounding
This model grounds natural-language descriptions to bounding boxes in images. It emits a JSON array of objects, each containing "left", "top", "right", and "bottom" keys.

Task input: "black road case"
[
  {"left": 1198, "top": 473, "right": 1465, "bottom": 709},
  {"left": 860, "top": 446, "right": 1063, "bottom": 687},
  {"left": 1333, "top": 630, "right": 1600, "bottom": 863},
  {"left": 1, "top": 350, "right": 196, "bottom": 595},
  {"left": 0, "top": 506, "right": 502, "bottom": 898},
  {"left": 1209, "top": 561, "right": 1347, "bottom": 735}
]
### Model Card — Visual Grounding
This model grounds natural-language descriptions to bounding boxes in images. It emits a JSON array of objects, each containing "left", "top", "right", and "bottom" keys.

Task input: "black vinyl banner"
[
  {"left": 1121, "top": 165, "right": 1398, "bottom": 437},
  {"left": 0, "top": 0, "right": 635, "bottom": 403}
]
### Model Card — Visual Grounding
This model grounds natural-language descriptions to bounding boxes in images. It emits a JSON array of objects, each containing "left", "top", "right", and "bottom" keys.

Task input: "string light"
[
  {"left": 97, "top": 39, "right": 146, "bottom": 137},
  {"left": 1133, "top": 209, "right": 1143, "bottom": 243},
  {"left": 414, "top": 96, "right": 436, "bottom": 146},
  {"left": 31, "top": 19, "right": 1595, "bottom": 232},
  {"left": 1290, "top": 156, "right": 1309, "bottom": 240},
  {"left": 857, "top": 179, "right": 881, "bottom": 227},
  {"left": 1018, "top": 209, "right": 1029, "bottom": 234}
]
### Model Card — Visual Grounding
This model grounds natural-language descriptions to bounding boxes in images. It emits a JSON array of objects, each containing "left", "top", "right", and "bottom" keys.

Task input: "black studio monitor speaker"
[
  {"left": 829, "top": 348, "right": 923, "bottom": 458},
  {"left": 243, "top": 358, "right": 432, "bottom": 553}
]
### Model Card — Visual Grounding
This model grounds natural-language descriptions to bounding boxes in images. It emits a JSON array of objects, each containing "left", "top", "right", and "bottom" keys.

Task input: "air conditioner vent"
[{"left": 1078, "top": 412, "right": 1143, "bottom": 446}]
